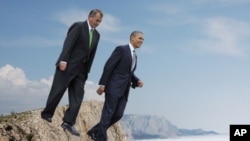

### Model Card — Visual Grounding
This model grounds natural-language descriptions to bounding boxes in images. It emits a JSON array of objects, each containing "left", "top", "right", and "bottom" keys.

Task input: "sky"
[{"left": 1, "top": 0, "right": 250, "bottom": 134}]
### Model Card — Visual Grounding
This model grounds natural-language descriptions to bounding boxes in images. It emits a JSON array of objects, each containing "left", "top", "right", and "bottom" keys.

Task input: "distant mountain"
[{"left": 120, "top": 114, "right": 218, "bottom": 140}]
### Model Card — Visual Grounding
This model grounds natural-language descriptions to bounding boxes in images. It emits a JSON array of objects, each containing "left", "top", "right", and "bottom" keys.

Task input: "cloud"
[
  {"left": 0, "top": 64, "right": 53, "bottom": 95},
  {"left": 55, "top": 9, "right": 88, "bottom": 27},
  {"left": 0, "top": 64, "right": 103, "bottom": 115},
  {"left": 147, "top": 3, "right": 195, "bottom": 27},
  {"left": 54, "top": 8, "right": 122, "bottom": 33},
  {"left": 190, "top": 17, "right": 250, "bottom": 56},
  {"left": 191, "top": 0, "right": 250, "bottom": 5},
  {"left": 0, "top": 37, "right": 61, "bottom": 48},
  {"left": 147, "top": 2, "right": 250, "bottom": 57},
  {"left": 0, "top": 64, "right": 28, "bottom": 88},
  {"left": 150, "top": 3, "right": 183, "bottom": 15},
  {"left": 0, "top": 8, "right": 123, "bottom": 49},
  {"left": 54, "top": 8, "right": 130, "bottom": 46},
  {"left": 0, "top": 64, "right": 54, "bottom": 94}
]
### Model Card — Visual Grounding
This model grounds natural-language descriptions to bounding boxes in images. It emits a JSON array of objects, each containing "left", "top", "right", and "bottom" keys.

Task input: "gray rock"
[{"left": 0, "top": 101, "right": 127, "bottom": 141}]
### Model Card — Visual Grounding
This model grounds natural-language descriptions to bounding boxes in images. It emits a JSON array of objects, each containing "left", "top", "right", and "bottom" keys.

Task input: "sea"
[{"left": 135, "top": 134, "right": 229, "bottom": 141}]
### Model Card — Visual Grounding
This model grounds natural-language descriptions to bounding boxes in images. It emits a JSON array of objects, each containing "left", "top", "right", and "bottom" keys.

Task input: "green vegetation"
[{"left": 0, "top": 111, "right": 30, "bottom": 123}]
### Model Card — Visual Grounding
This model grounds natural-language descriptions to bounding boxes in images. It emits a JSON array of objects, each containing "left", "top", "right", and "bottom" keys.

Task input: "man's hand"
[
  {"left": 96, "top": 85, "right": 105, "bottom": 95},
  {"left": 138, "top": 80, "right": 144, "bottom": 88},
  {"left": 59, "top": 61, "right": 67, "bottom": 71}
]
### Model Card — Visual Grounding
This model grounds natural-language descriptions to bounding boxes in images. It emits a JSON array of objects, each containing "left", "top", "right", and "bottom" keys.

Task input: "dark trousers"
[
  {"left": 89, "top": 93, "right": 127, "bottom": 141},
  {"left": 41, "top": 68, "right": 87, "bottom": 125}
]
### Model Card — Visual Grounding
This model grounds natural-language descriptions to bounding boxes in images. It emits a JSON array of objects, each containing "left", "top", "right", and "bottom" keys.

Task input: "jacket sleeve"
[
  {"left": 99, "top": 46, "right": 122, "bottom": 86},
  {"left": 131, "top": 73, "right": 140, "bottom": 89},
  {"left": 57, "top": 23, "right": 80, "bottom": 65}
]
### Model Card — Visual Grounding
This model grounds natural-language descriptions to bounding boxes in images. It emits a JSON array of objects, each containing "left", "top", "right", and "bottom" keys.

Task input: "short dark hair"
[
  {"left": 88, "top": 9, "right": 103, "bottom": 18},
  {"left": 130, "top": 31, "right": 143, "bottom": 40}
]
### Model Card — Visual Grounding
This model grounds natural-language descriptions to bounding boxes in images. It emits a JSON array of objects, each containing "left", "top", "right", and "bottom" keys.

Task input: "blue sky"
[{"left": 1, "top": 0, "right": 250, "bottom": 134}]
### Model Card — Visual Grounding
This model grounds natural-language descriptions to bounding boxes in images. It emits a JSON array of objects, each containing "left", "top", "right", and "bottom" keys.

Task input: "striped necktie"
[
  {"left": 131, "top": 50, "right": 136, "bottom": 71},
  {"left": 89, "top": 29, "right": 93, "bottom": 48}
]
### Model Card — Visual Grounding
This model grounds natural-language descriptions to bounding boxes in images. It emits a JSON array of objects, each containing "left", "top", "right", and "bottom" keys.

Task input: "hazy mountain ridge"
[{"left": 120, "top": 114, "right": 218, "bottom": 140}]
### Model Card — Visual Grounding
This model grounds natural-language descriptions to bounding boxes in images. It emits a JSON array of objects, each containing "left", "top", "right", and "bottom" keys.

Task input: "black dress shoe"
[
  {"left": 41, "top": 115, "right": 52, "bottom": 122},
  {"left": 61, "top": 122, "right": 80, "bottom": 136},
  {"left": 87, "top": 131, "right": 96, "bottom": 140}
]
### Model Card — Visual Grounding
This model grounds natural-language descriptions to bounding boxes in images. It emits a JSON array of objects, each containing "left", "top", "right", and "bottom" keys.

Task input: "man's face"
[
  {"left": 131, "top": 33, "right": 144, "bottom": 48},
  {"left": 89, "top": 13, "right": 102, "bottom": 28}
]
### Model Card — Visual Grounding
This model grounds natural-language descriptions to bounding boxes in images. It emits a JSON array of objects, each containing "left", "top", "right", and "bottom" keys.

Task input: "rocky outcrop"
[{"left": 0, "top": 101, "right": 127, "bottom": 141}]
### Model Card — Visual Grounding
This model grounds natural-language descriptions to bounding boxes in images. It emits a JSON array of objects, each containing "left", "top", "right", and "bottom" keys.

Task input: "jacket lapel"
[{"left": 82, "top": 21, "right": 90, "bottom": 48}]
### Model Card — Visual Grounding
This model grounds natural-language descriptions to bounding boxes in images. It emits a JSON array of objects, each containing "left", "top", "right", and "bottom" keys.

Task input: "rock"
[{"left": 0, "top": 101, "right": 127, "bottom": 141}]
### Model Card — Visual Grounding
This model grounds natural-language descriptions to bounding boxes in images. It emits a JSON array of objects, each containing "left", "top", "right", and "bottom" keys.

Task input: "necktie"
[
  {"left": 131, "top": 50, "right": 136, "bottom": 71},
  {"left": 89, "top": 29, "right": 93, "bottom": 48}
]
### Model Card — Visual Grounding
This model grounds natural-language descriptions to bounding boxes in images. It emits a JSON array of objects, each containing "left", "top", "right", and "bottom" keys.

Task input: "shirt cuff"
[{"left": 60, "top": 61, "right": 67, "bottom": 64}]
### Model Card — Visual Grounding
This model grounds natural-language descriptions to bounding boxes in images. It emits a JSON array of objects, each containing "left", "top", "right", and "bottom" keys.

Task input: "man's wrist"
[{"left": 99, "top": 85, "right": 105, "bottom": 88}]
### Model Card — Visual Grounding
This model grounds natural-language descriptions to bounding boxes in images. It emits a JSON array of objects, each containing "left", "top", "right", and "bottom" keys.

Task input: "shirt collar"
[
  {"left": 87, "top": 20, "right": 94, "bottom": 31},
  {"left": 129, "top": 43, "right": 135, "bottom": 52}
]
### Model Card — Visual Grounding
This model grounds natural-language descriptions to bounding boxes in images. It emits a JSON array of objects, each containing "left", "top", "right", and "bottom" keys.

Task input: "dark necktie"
[
  {"left": 131, "top": 50, "right": 136, "bottom": 71},
  {"left": 89, "top": 29, "right": 93, "bottom": 48}
]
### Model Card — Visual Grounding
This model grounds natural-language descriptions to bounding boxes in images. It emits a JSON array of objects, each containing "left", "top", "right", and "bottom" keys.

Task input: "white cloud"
[
  {"left": 147, "top": 3, "right": 195, "bottom": 27},
  {"left": 191, "top": 17, "right": 250, "bottom": 56},
  {"left": 0, "top": 64, "right": 103, "bottom": 114},
  {"left": 55, "top": 8, "right": 122, "bottom": 33},
  {"left": 0, "top": 64, "right": 28, "bottom": 88},
  {"left": 0, "top": 8, "right": 123, "bottom": 49},
  {"left": 54, "top": 8, "right": 129, "bottom": 46},
  {"left": 150, "top": 3, "right": 183, "bottom": 15},
  {"left": 55, "top": 9, "right": 88, "bottom": 27},
  {"left": 99, "top": 14, "right": 122, "bottom": 32},
  {"left": 190, "top": 0, "right": 250, "bottom": 5},
  {"left": 0, "top": 64, "right": 52, "bottom": 99},
  {"left": 0, "top": 37, "right": 61, "bottom": 48},
  {"left": 148, "top": 2, "right": 250, "bottom": 57}
]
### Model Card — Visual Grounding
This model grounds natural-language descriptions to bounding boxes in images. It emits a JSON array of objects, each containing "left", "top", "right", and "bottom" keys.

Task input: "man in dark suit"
[
  {"left": 41, "top": 9, "right": 103, "bottom": 136},
  {"left": 87, "top": 31, "right": 144, "bottom": 141}
]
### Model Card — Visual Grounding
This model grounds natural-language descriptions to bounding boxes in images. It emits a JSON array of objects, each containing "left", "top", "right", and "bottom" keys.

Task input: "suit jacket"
[
  {"left": 56, "top": 21, "right": 100, "bottom": 74},
  {"left": 99, "top": 45, "right": 140, "bottom": 98}
]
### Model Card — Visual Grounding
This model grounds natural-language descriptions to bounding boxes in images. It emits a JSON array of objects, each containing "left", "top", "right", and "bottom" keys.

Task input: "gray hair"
[{"left": 88, "top": 9, "right": 103, "bottom": 18}]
